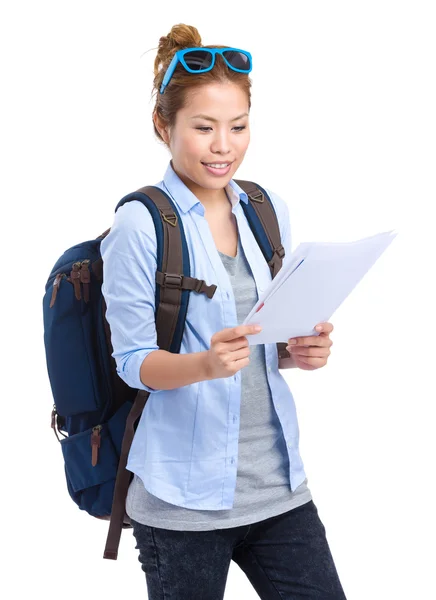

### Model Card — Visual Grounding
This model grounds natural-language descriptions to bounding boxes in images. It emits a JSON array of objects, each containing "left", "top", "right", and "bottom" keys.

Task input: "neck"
[
  {"left": 174, "top": 166, "right": 231, "bottom": 211},
  {"left": 197, "top": 188, "right": 230, "bottom": 212}
]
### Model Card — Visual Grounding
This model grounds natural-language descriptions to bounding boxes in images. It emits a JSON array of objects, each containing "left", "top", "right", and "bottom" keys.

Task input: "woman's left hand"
[{"left": 286, "top": 322, "right": 334, "bottom": 371}]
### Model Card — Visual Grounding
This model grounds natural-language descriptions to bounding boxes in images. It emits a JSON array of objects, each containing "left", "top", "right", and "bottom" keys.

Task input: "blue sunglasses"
[{"left": 159, "top": 47, "right": 252, "bottom": 94}]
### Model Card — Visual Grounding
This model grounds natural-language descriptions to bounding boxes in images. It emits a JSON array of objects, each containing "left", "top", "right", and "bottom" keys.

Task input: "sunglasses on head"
[{"left": 159, "top": 47, "right": 252, "bottom": 94}]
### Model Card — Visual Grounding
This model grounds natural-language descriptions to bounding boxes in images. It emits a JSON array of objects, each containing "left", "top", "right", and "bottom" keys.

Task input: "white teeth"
[{"left": 204, "top": 163, "right": 230, "bottom": 169}]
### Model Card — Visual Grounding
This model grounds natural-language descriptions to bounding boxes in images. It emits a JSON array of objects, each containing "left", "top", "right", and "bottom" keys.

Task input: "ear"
[{"left": 153, "top": 110, "right": 170, "bottom": 144}]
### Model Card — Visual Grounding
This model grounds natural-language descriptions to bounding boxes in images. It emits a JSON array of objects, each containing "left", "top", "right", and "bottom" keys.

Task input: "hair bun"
[{"left": 154, "top": 24, "right": 202, "bottom": 76}]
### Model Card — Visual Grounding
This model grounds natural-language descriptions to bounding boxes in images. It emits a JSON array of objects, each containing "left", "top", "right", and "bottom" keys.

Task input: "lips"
[
  {"left": 202, "top": 162, "right": 232, "bottom": 176},
  {"left": 201, "top": 161, "right": 233, "bottom": 167}
]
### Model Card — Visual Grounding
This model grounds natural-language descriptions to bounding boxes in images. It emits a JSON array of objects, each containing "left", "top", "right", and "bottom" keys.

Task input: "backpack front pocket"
[
  {"left": 61, "top": 424, "right": 118, "bottom": 493},
  {"left": 59, "top": 401, "right": 132, "bottom": 517}
]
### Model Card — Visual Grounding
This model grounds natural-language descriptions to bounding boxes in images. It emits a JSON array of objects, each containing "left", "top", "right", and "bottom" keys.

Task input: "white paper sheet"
[{"left": 243, "top": 230, "right": 398, "bottom": 345}]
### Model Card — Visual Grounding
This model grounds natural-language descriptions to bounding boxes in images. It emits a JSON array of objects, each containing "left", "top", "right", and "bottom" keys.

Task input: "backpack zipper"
[
  {"left": 71, "top": 262, "right": 82, "bottom": 300},
  {"left": 51, "top": 403, "right": 103, "bottom": 464},
  {"left": 50, "top": 259, "right": 91, "bottom": 308},
  {"left": 79, "top": 259, "right": 91, "bottom": 303},
  {"left": 91, "top": 424, "right": 102, "bottom": 466},
  {"left": 50, "top": 273, "right": 68, "bottom": 307},
  {"left": 51, "top": 404, "right": 67, "bottom": 441}
]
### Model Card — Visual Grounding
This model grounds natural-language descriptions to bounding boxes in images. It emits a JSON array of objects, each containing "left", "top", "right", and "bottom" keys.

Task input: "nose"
[{"left": 210, "top": 129, "right": 232, "bottom": 155}]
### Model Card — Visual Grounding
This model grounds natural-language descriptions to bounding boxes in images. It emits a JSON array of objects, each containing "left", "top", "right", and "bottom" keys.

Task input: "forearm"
[{"left": 140, "top": 349, "right": 211, "bottom": 390}]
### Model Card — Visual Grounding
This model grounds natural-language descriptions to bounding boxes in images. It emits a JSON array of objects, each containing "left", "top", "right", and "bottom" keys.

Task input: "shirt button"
[{"left": 267, "top": 367, "right": 271, "bottom": 373}]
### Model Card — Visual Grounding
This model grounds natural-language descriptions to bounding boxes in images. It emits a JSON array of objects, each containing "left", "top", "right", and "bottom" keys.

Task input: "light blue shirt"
[{"left": 100, "top": 161, "right": 307, "bottom": 510}]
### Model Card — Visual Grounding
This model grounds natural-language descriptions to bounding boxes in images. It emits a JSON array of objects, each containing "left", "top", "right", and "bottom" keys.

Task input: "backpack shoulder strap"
[
  {"left": 234, "top": 179, "right": 290, "bottom": 361},
  {"left": 116, "top": 185, "right": 217, "bottom": 353},
  {"left": 103, "top": 185, "right": 216, "bottom": 560},
  {"left": 234, "top": 180, "right": 285, "bottom": 278}
]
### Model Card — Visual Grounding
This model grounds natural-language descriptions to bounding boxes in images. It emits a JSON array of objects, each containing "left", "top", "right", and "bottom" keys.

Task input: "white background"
[{"left": 1, "top": 1, "right": 435, "bottom": 598}]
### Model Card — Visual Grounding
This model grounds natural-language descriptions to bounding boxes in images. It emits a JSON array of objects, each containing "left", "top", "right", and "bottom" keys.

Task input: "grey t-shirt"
[{"left": 126, "top": 237, "right": 312, "bottom": 530}]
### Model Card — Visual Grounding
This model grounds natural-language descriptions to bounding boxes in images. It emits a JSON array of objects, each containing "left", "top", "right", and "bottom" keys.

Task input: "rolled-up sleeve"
[{"left": 100, "top": 200, "right": 161, "bottom": 393}]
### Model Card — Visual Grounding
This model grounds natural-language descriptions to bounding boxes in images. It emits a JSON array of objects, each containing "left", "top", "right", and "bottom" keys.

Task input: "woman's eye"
[{"left": 195, "top": 126, "right": 246, "bottom": 132}]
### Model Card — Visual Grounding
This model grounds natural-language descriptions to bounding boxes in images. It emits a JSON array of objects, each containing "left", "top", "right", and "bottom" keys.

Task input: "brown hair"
[{"left": 151, "top": 24, "right": 252, "bottom": 145}]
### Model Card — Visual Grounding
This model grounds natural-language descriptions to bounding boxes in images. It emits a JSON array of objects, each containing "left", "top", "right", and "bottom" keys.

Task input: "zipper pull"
[
  {"left": 50, "top": 273, "right": 64, "bottom": 308},
  {"left": 70, "top": 262, "right": 82, "bottom": 301},
  {"left": 51, "top": 404, "right": 57, "bottom": 430},
  {"left": 51, "top": 404, "right": 63, "bottom": 442},
  {"left": 91, "top": 425, "right": 102, "bottom": 466},
  {"left": 80, "top": 260, "right": 91, "bottom": 303}
]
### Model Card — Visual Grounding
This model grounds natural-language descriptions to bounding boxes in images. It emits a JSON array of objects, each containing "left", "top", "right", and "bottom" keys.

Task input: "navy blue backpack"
[{"left": 42, "top": 181, "right": 289, "bottom": 560}]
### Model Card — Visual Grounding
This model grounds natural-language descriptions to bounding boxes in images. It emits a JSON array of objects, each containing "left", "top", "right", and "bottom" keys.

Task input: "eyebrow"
[{"left": 190, "top": 113, "right": 249, "bottom": 122}]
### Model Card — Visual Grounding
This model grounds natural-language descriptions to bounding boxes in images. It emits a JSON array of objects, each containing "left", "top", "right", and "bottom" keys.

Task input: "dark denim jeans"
[{"left": 130, "top": 499, "right": 347, "bottom": 599}]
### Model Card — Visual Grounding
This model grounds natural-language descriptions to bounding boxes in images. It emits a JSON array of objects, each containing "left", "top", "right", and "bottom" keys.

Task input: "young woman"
[{"left": 100, "top": 23, "right": 346, "bottom": 600}]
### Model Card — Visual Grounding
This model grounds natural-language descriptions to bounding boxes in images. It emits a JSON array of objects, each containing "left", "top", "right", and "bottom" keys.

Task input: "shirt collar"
[{"left": 161, "top": 160, "right": 249, "bottom": 214}]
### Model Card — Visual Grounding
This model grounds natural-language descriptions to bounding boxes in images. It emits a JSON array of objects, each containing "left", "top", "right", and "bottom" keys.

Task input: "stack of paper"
[{"left": 243, "top": 230, "right": 398, "bottom": 345}]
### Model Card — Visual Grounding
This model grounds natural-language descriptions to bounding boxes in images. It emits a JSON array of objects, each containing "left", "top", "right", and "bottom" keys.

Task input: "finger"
[
  {"left": 288, "top": 346, "right": 331, "bottom": 358},
  {"left": 231, "top": 347, "right": 251, "bottom": 362},
  {"left": 232, "top": 356, "right": 250, "bottom": 371},
  {"left": 226, "top": 337, "right": 250, "bottom": 352},
  {"left": 214, "top": 324, "right": 261, "bottom": 343},
  {"left": 295, "top": 356, "right": 327, "bottom": 368},
  {"left": 318, "top": 331, "right": 332, "bottom": 338},
  {"left": 288, "top": 335, "right": 332, "bottom": 348},
  {"left": 315, "top": 322, "right": 334, "bottom": 334},
  {"left": 223, "top": 342, "right": 251, "bottom": 355}
]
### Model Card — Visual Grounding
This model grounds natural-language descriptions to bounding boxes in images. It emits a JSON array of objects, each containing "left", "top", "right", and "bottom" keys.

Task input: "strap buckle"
[
  {"left": 249, "top": 190, "right": 264, "bottom": 203},
  {"left": 194, "top": 279, "right": 217, "bottom": 299},
  {"left": 160, "top": 209, "right": 178, "bottom": 227},
  {"left": 268, "top": 245, "right": 285, "bottom": 278},
  {"left": 162, "top": 273, "right": 183, "bottom": 289},
  {"left": 193, "top": 279, "right": 207, "bottom": 294}
]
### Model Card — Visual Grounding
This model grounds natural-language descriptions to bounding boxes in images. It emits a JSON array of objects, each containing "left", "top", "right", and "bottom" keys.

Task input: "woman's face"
[{"left": 163, "top": 82, "right": 250, "bottom": 197}]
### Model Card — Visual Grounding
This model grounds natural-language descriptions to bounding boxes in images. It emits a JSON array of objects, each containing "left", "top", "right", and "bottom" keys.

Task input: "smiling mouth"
[{"left": 201, "top": 161, "right": 234, "bottom": 168}]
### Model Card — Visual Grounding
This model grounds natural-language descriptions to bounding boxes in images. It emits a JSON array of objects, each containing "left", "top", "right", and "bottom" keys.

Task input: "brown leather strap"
[
  {"left": 276, "top": 342, "right": 291, "bottom": 359},
  {"left": 234, "top": 180, "right": 285, "bottom": 278},
  {"left": 135, "top": 186, "right": 185, "bottom": 352},
  {"left": 103, "top": 185, "right": 204, "bottom": 560},
  {"left": 103, "top": 389, "right": 149, "bottom": 560},
  {"left": 94, "top": 187, "right": 184, "bottom": 355},
  {"left": 155, "top": 271, "right": 217, "bottom": 299},
  {"left": 234, "top": 180, "right": 291, "bottom": 361},
  {"left": 100, "top": 293, "right": 138, "bottom": 559}
]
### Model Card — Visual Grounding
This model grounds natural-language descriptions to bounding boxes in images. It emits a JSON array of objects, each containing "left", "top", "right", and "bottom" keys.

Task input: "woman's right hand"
[{"left": 204, "top": 324, "right": 262, "bottom": 380}]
